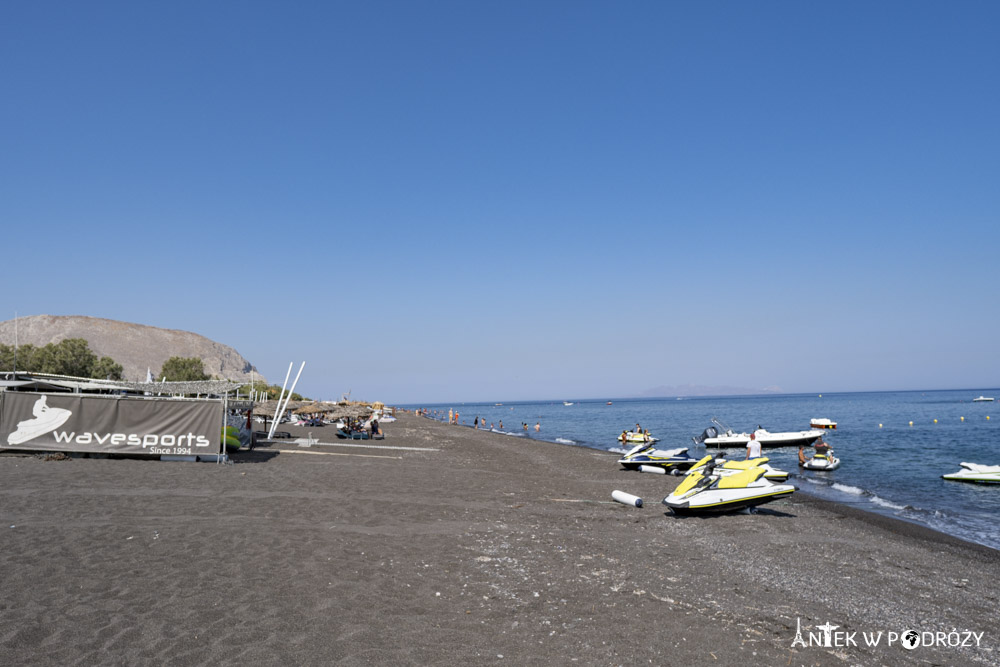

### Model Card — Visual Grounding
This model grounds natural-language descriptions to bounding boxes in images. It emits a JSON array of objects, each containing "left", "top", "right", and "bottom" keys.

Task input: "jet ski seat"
[{"left": 716, "top": 467, "right": 766, "bottom": 489}]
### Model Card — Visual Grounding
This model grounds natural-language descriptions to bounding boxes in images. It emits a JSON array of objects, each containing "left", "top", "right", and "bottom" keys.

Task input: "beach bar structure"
[{"left": 0, "top": 373, "right": 243, "bottom": 461}]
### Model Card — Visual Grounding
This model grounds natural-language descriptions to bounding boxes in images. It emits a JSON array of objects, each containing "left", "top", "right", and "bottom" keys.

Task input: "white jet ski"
[
  {"left": 693, "top": 418, "right": 823, "bottom": 449},
  {"left": 942, "top": 462, "right": 1000, "bottom": 484},
  {"left": 662, "top": 456, "right": 795, "bottom": 514},
  {"left": 691, "top": 454, "right": 790, "bottom": 482},
  {"left": 617, "top": 443, "right": 698, "bottom": 472},
  {"left": 801, "top": 452, "right": 841, "bottom": 471}
]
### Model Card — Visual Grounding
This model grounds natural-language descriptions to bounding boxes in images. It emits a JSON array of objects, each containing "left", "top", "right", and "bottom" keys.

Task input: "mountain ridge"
[{"left": 0, "top": 315, "right": 264, "bottom": 384}]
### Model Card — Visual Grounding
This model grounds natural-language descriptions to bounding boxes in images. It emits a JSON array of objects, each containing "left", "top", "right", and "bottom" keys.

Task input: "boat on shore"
[
  {"left": 662, "top": 456, "right": 795, "bottom": 514},
  {"left": 617, "top": 443, "right": 698, "bottom": 472},
  {"left": 694, "top": 418, "right": 823, "bottom": 449}
]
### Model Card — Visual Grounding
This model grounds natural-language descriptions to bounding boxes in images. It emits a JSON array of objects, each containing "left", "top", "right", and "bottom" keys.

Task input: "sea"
[{"left": 405, "top": 389, "right": 1000, "bottom": 551}]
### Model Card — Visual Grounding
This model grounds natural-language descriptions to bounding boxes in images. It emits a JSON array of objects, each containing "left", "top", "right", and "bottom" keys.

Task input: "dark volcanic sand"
[{"left": 1, "top": 413, "right": 996, "bottom": 666}]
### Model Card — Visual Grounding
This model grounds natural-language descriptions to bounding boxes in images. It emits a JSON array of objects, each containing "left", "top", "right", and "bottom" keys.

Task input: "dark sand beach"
[{"left": 1, "top": 413, "right": 996, "bottom": 665}]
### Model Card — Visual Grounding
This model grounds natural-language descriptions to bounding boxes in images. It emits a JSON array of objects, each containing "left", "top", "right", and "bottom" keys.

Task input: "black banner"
[{"left": 0, "top": 392, "right": 221, "bottom": 456}]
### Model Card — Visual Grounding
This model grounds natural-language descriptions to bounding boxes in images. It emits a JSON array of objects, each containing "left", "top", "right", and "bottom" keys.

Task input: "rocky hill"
[{"left": 0, "top": 315, "right": 265, "bottom": 384}]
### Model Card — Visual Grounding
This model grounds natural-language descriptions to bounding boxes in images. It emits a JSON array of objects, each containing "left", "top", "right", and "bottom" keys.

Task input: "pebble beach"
[{"left": 1, "top": 412, "right": 996, "bottom": 665}]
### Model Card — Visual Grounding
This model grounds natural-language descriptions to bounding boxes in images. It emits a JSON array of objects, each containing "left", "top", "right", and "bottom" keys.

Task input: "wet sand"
[{"left": 1, "top": 413, "right": 996, "bottom": 665}]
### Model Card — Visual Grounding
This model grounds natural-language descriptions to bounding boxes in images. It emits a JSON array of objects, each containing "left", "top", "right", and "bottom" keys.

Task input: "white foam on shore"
[
  {"left": 869, "top": 496, "right": 906, "bottom": 511},
  {"left": 607, "top": 447, "right": 628, "bottom": 454},
  {"left": 555, "top": 438, "right": 575, "bottom": 445},
  {"left": 831, "top": 483, "right": 866, "bottom": 495}
]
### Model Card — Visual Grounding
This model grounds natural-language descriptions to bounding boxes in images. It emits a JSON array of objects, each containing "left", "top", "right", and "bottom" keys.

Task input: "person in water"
[
  {"left": 534, "top": 422, "right": 540, "bottom": 432},
  {"left": 814, "top": 439, "right": 831, "bottom": 457},
  {"left": 798, "top": 445, "right": 807, "bottom": 467}
]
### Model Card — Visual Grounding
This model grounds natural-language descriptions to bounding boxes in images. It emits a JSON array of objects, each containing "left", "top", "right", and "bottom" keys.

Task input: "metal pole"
[
  {"left": 269, "top": 362, "right": 293, "bottom": 439},
  {"left": 220, "top": 392, "right": 228, "bottom": 465},
  {"left": 270, "top": 362, "right": 305, "bottom": 438}
]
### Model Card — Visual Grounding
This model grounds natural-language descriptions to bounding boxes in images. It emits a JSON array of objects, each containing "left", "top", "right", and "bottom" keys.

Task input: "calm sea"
[{"left": 406, "top": 389, "right": 1000, "bottom": 551}]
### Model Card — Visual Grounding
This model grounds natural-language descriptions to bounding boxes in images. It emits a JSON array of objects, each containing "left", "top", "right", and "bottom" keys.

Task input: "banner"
[{"left": 0, "top": 392, "right": 221, "bottom": 456}]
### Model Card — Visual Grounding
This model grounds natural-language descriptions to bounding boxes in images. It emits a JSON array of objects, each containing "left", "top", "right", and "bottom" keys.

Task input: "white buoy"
[
  {"left": 639, "top": 465, "right": 666, "bottom": 474},
  {"left": 612, "top": 490, "right": 643, "bottom": 507}
]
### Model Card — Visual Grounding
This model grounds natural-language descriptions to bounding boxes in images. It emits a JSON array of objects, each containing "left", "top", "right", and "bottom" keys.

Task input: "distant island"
[{"left": 638, "top": 384, "right": 782, "bottom": 398}]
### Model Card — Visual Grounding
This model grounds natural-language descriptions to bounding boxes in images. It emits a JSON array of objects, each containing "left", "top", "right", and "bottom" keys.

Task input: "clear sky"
[{"left": 2, "top": 1, "right": 998, "bottom": 404}]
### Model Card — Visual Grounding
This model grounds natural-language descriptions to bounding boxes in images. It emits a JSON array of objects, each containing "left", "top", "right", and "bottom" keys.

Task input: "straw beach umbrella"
[{"left": 293, "top": 402, "right": 338, "bottom": 415}]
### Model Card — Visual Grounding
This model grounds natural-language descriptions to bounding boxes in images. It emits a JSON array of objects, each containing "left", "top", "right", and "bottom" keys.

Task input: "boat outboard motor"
[{"left": 692, "top": 426, "right": 718, "bottom": 445}]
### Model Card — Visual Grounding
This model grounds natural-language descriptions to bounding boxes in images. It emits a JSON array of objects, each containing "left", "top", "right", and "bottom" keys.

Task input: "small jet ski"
[
  {"left": 618, "top": 430, "right": 658, "bottom": 444},
  {"left": 942, "top": 462, "right": 1000, "bottom": 484},
  {"left": 691, "top": 454, "right": 790, "bottom": 482},
  {"left": 801, "top": 452, "right": 841, "bottom": 471},
  {"left": 662, "top": 456, "right": 795, "bottom": 514},
  {"left": 618, "top": 443, "right": 698, "bottom": 472}
]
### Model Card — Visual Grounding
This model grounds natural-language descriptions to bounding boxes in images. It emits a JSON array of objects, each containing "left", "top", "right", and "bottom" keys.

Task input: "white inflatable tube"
[
  {"left": 612, "top": 490, "right": 643, "bottom": 507},
  {"left": 638, "top": 465, "right": 666, "bottom": 474}
]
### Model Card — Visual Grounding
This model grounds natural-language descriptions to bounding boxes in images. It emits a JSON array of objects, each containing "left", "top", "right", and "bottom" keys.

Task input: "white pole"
[
  {"left": 269, "top": 362, "right": 293, "bottom": 438},
  {"left": 220, "top": 392, "right": 228, "bottom": 465},
  {"left": 270, "top": 362, "right": 305, "bottom": 438}
]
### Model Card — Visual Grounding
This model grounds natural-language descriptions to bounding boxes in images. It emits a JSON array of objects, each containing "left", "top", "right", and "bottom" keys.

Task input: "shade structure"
[{"left": 293, "top": 402, "right": 339, "bottom": 415}]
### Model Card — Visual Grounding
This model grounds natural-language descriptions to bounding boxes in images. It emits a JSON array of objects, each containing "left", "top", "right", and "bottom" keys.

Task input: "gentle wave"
[
  {"left": 869, "top": 496, "right": 907, "bottom": 511},
  {"left": 555, "top": 438, "right": 575, "bottom": 445},
  {"left": 831, "top": 482, "right": 866, "bottom": 495}
]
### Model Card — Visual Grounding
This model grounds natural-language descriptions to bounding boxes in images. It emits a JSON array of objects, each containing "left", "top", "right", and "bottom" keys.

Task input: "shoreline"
[
  {"left": 425, "top": 414, "right": 999, "bottom": 555},
  {"left": 1, "top": 412, "right": 996, "bottom": 664}
]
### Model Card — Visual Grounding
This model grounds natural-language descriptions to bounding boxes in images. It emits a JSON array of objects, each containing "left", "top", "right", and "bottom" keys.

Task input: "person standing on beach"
[
  {"left": 448, "top": 408, "right": 453, "bottom": 424},
  {"left": 746, "top": 432, "right": 762, "bottom": 460}
]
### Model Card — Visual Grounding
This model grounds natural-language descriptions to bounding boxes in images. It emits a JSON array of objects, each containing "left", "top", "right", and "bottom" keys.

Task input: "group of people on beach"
[{"left": 420, "top": 408, "right": 548, "bottom": 434}]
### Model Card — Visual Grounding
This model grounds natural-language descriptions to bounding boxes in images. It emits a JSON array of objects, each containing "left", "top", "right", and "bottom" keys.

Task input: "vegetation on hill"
[
  {"left": 158, "top": 356, "right": 211, "bottom": 382},
  {"left": 0, "top": 339, "right": 124, "bottom": 380}
]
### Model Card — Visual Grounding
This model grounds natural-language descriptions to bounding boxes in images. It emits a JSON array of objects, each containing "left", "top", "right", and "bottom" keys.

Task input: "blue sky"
[{"left": 2, "top": 1, "right": 998, "bottom": 403}]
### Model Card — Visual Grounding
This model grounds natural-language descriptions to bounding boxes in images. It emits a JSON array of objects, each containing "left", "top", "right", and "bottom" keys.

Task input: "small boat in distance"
[
  {"left": 972, "top": 396, "right": 995, "bottom": 402},
  {"left": 810, "top": 418, "right": 837, "bottom": 429},
  {"left": 563, "top": 401, "right": 574, "bottom": 406},
  {"left": 606, "top": 401, "right": 613, "bottom": 405}
]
